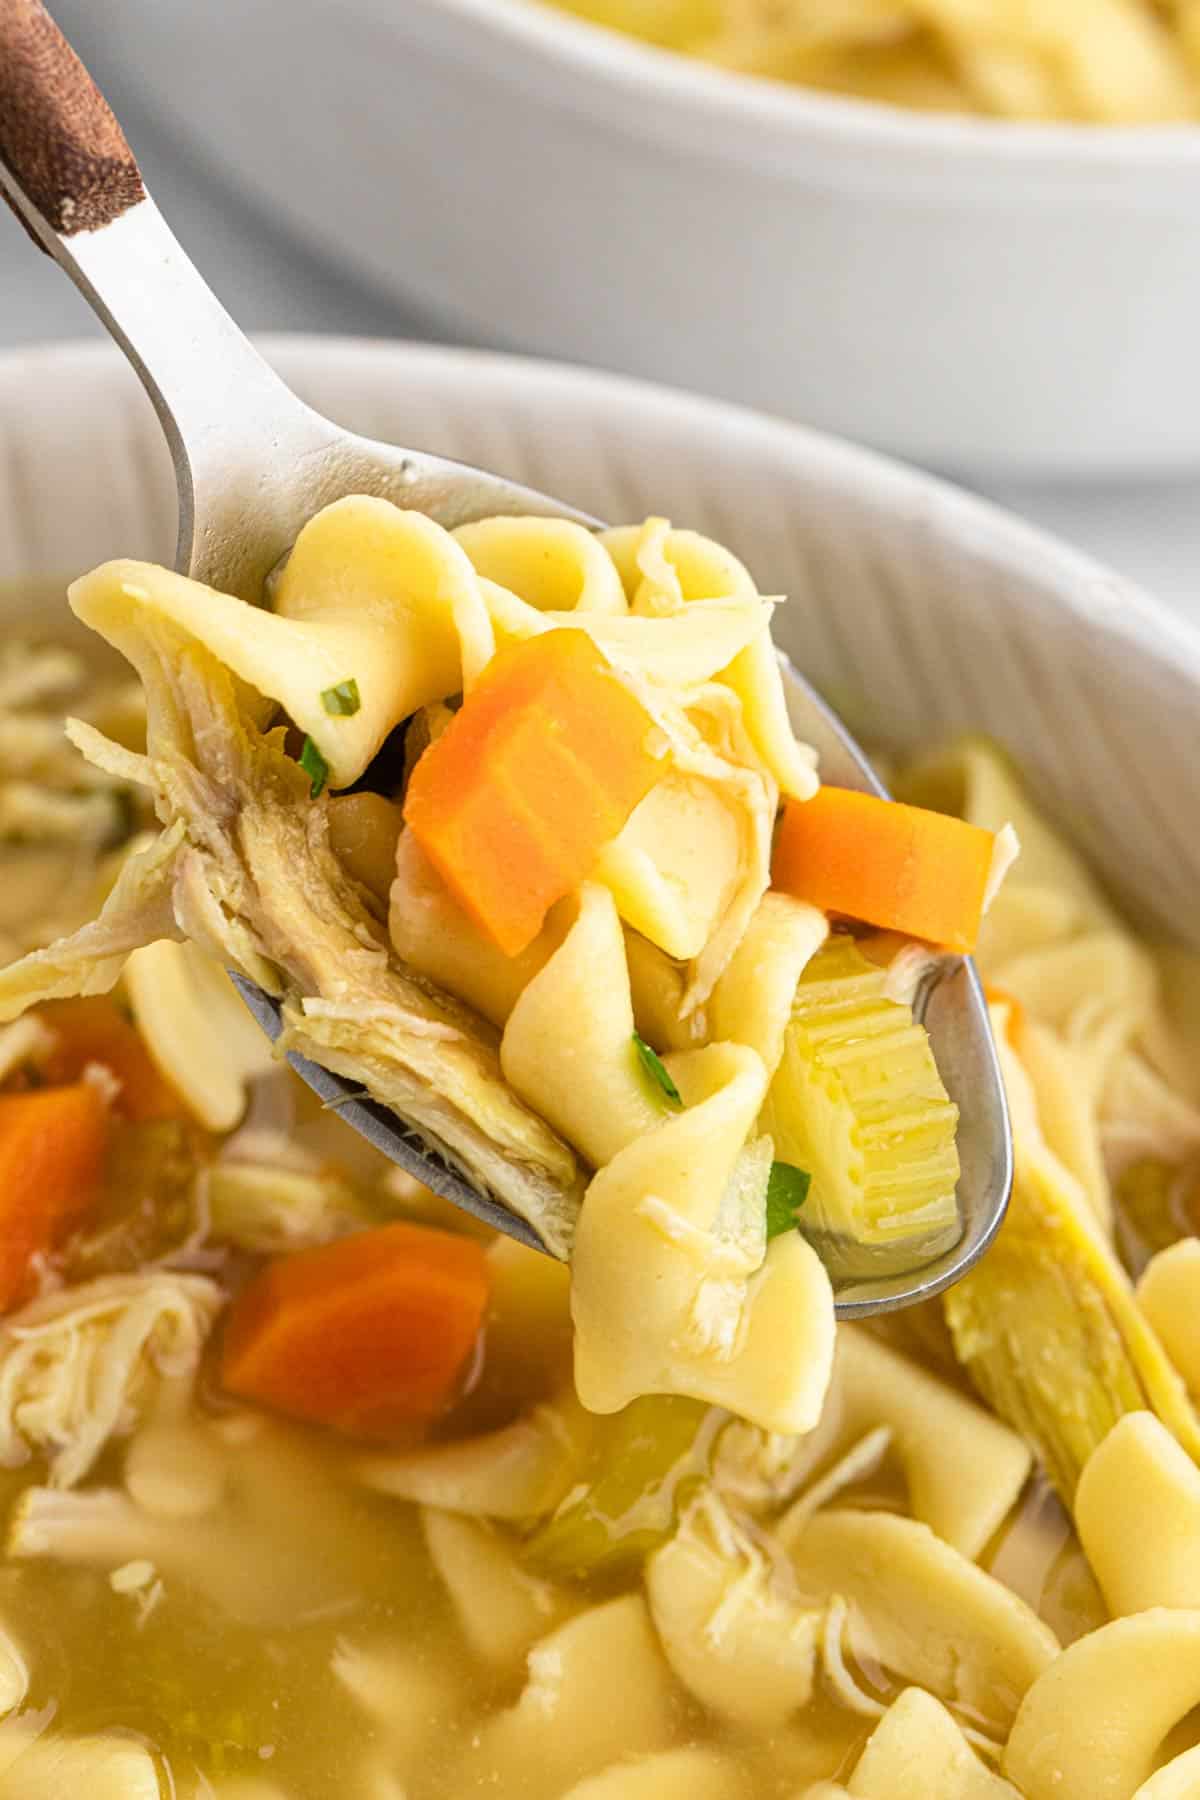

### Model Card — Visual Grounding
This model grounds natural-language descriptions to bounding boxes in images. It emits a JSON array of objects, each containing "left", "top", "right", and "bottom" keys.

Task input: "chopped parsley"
[
  {"left": 633, "top": 1032, "right": 682, "bottom": 1109},
  {"left": 320, "top": 678, "right": 361, "bottom": 717},
  {"left": 765, "top": 1161, "right": 812, "bottom": 1239},
  {"left": 298, "top": 735, "right": 329, "bottom": 797}
]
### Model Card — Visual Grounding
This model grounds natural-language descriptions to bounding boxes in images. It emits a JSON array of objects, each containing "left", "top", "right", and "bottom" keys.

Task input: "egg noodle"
[
  {"left": 546, "top": 0, "right": 1200, "bottom": 121},
  {"left": 0, "top": 510, "right": 1194, "bottom": 1792}
]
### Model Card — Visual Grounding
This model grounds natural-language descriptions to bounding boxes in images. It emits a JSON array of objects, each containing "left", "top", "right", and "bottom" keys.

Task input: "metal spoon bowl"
[{"left": 0, "top": 0, "right": 1011, "bottom": 1312}]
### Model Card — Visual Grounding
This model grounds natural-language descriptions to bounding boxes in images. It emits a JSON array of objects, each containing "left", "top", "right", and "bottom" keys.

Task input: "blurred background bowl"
[
  {"left": 3, "top": 334, "right": 1198, "bottom": 941},
  {"left": 51, "top": 0, "right": 1200, "bottom": 479}
]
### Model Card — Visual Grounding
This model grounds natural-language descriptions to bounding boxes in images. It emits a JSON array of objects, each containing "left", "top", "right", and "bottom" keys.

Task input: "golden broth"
[{"left": 0, "top": 615, "right": 1196, "bottom": 1798}]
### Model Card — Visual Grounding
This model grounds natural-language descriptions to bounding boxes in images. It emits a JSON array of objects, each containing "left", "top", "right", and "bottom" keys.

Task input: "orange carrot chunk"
[
  {"left": 773, "top": 786, "right": 996, "bottom": 954},
  {"left": 221, "top": 1221, "right": 491, "bottom": 1439},
  {"left": 0, "top": 1083, "right": 109, "bottom": 1311},
  {"left": 37, "top": 996, "right": 190, "bottom": 1123},
  {"left": 403, "top": 630, "right": 662, "bottom": 956}
]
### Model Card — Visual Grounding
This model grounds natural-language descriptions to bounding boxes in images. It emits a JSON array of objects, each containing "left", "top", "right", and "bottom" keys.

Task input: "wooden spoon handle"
[{"left": 0, "top": 0, "right": 144, "bottom": 241}]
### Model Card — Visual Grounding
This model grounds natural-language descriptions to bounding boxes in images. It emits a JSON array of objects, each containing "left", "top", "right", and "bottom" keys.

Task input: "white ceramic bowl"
[
  {"left": 50, "top": 0, "right": 1200, "bottom": 478},
  {"left": 1, "top": 334, "right": 1197, "bottom": 947}
]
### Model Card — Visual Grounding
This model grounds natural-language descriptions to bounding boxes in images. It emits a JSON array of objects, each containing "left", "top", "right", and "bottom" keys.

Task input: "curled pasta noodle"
[
  {"left": 458, "top": 1596, "right": 679, "bottom": 1797},
  {"left": 0, "top": 1733, "right": 163, "bottom": 1799},
  {"left": 123, "top": 938, "right": 276, "bottom": 1131},
  {"left": 707, "top": 891, "right": 829, "bottom": 1082},
  {"left": 570, "top": 1041, "right": 836, "bottom": 1433},
  {"left": 390, "top": 831, "right": 564, "bottom": 1031},
  {"left": 1075, "top": 1411, "right": 1200, "bottom": 1616},
  {"left": 1138, "top": 1239, "right": 1200, "bottom": 1395},
  {"left": 1005, "top": 1610, "right": 1200, "bottom": 1800},
  {"left": 645, "top": 1488, "right": 820, "bottom": 1729},
  {"left": 1012, "top": 1014, "right": 1112, "bottom": 1228},
  {"left": 846, "top": 1686, "right": 1022, "bottom": 1800},
  {"left": 602, "top": 519, "right": 819, "bottom": 801},
  {"left": 500, "top": 883, "right": 663, "bottom": 1169},
  {"left": 73, "top": 498, "right": 498, "bottom": 790},
  {"left": 601, "top": 520, "right": 757, "bottom": 615},
  {"left": 331, "top": 1637, "right": 463, "bottom": 1762},
  {"left": 420, "top": 1507, "right": 574, "bottom": 1678},
  {"left": 820, "top": 1326, "right": 1032, "bottom": 1559},
  {"left": 993, "top": 932, "right": 1156, "bottom": 1047},
  {"left": 453, "top": 517, "right": 628, "bottom": 616},
  {"left": 623, "top": 929, "right": 707, "bottom": 1054},
  {"left": 787, "top": 1509, "right": 1059, "bottom": 1734},
  {"left": 483, "top": 576, "right": 773, "bottom": 690},
  {"left": 1134, "top": 1745, "right": 1200, "bottom": 1799},
  {"left": 594, "top": 772, "right": 748, "bottom": 963},
  {"left": 356, "top": 1390, "right": 591, "bottom": 1520}
]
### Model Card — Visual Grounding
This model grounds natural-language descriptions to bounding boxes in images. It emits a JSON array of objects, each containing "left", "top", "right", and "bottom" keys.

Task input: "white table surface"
[{"left": 4, "top": 93, "right": 1199, "bottom": 634}]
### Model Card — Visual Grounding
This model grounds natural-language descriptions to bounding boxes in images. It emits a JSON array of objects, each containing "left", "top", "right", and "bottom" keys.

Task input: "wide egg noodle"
[
  {"left": 847, "top": 1686, "right": 1022, "bottom": 1798},
  {"left": 601, "top": 519, "right": 820, "bottom": 802},
  {"left": 454, "top": 1594, "right": 679, "bottom": 1798},
  {"left": 1075, "top": 1410, "right": 1200, "bottom": 1615},
  {"left": 1005, "top": 1610, "right": 1200, "bottom": 1800},
  {"left": 787, "top": 1508, "right": 1059, "bottom": 1736},
  {"left": 419, "top": 1506, "right": 576, "bottom": 1679},
  {"left": 452, "top": 516, "right": 629, "bottom": 616},
  {"left": 74, "top": 498, "right": 497, "bottom": 791},
  {"left": 390, "top": 829, "right": 566, "bottom": 1032},
  {"left": 1134, "top": 1744, "right": 1200, "bottom": 1800},
  {"left": 500, "top": 882, "right": 663, "bottom": 1169},
  {"left": 570, "top": 1039, "right": 836, "bottom": 1432},
  {"left": 355, "top": 1389, "right": 591, "bottom": 1521},
  {"left": 1138, "top": 1238, "right": 1200, "bottom": 1393},
  {"left": 645, "top": 1486, "right": 821, "bottom": 1729},
  {"left": 707, "top": 890, "right": 829, "bottom": 1081},
  {"left": 825, "top": 1327, "right": 1032, "bottom": 1559}
]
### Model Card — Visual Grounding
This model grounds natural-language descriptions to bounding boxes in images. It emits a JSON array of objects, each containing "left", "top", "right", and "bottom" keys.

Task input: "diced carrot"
[
  {"left": 37, "top": 996, "right": 190, "bottom": 1123},
  {"left": 220, "top": 1221, "right": 491, "bottom": 1439},
  {"left": 403, "top": 630, "right": 662, "bottom": 956},
  {"left": 0, "top": 1084, "right": 109, "bottom": 1310},
  {"left": 773, "top": 786, "right": 995, "bottom": 954}
]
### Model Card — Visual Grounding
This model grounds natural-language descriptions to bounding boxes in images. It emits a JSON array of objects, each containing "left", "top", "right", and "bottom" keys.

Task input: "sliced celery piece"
[
  {"left": 946, "top": 1156, "right": 1200, "bottom": 1506},
  {"left": 759, "top": 936, "right": 960, "bottom": 1255},
  {"left": 522, "top": 1395, "right": 723, "bottom": 1581}
]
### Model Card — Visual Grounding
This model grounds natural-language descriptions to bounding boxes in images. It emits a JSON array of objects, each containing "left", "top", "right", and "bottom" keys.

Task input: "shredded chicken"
[
  {"left": 0, "top": 1270, "right": 222, "bottom": 1487},
  {"left": 0, "top": 623, "right": 585, "bottom": 1257}
]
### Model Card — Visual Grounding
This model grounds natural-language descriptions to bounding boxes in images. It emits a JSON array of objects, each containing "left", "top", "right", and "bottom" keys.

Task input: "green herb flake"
[
  {"left": 633, "top": 1032, "right": 682, "bottom": 1109},
  {"left": 299, "top": 735, "right": 330, "bottom": 797},
  {"left": 765, "top": 1160, "right": 812, "bottom": 1239},
  {"left": 321, "top": 677, "right": 361, "bottom": 717}
]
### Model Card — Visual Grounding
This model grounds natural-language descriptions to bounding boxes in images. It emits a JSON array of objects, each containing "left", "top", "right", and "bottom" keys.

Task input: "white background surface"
[{"left": 3, "top": 89, "right": 1199, "bottom": 633}]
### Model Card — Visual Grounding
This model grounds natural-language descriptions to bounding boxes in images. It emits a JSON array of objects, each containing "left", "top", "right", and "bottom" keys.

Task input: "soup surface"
[{"left": 0, "top": 514, "right": 1198, "bottom": 1799}]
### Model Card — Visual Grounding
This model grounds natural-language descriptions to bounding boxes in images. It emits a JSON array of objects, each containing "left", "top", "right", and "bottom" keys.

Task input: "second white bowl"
[{"left": 51, "top": 0, "right": 1200, "bottom": 478}]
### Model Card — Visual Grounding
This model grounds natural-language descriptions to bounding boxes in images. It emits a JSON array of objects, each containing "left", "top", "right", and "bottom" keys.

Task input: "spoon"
[{"left": 0, "top": 0, "right": 1011, "bottom": 1313}]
